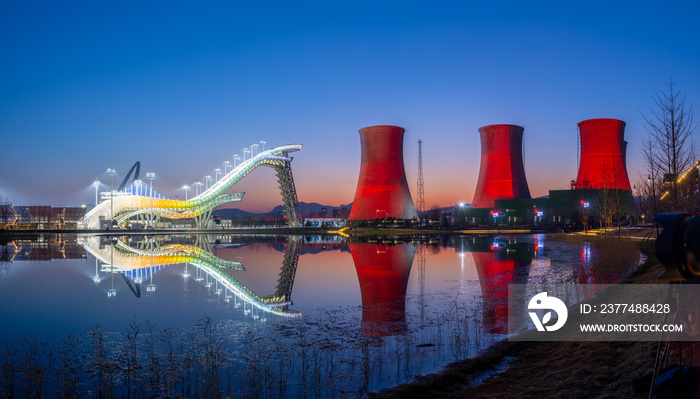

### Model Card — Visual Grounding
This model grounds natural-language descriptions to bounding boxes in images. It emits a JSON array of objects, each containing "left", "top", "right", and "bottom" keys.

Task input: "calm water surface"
[{"left": 0, "top": 234, "right": 634, "bottom": 397}]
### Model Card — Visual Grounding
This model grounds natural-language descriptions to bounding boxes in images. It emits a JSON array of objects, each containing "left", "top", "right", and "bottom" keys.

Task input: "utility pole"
[{"left": 417, "top": 139, "right": 425, "bottom": 221}]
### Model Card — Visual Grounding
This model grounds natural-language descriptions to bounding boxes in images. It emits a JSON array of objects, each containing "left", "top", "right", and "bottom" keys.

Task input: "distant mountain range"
[{"left": 213, "top": 202, "right": 353, "bottom": 219}]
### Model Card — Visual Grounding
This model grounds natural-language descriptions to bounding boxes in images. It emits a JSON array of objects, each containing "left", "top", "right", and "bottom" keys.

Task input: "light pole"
[
  {"left": 107, "top": 168, "right": 116, "bottom": 229},
  {"left": 224, "top": 161, "right": 231, "bottom": 175},
  {"left": 182, "top": 185, "right": 190, "bottom": 201},
  {"left": 205, "top": 175, "right": 212, "bottom": 191},
  {"left": 194, "top": 181, "right": 203, "bottom": 197},
  {"left": 260, "top": 140, "right": 266, "bottom": 151},
  {"left": 251, "top": 144, "right": 258, "bottom": 157},
  {"left": 243, "top": 148, "right": 250, "bottom": 161},
  {"left": 92, "top": 179, "right": 101, "bottom": 208},
  {"left": 214, "top": 168, "right": 221, "bottom": 182},
  {"left": 146, "top": 172, "right": 156, "bottom": 228},
  {"left": 234, "top": 154, "right": 241, "bottom": 168}
]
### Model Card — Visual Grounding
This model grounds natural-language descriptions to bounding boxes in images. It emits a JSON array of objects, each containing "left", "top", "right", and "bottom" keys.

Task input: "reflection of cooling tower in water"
[
  {"left": 471, "top": 240, "right": 533, "bottom": 334},
  {"left": 349, "top": 241, "right": 417, "bottom": 336}
]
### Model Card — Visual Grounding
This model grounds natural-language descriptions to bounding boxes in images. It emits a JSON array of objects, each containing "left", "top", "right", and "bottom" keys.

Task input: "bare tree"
[
  {"left": 594, "top": 163, "right": 624, "bottom": 236},
  {"left": 579, "top": 200, "right": 590, "bottom": 234},
  {"left": 643, "top": 79, "right": 696, "bottom": 211},
  {"left": 639, "top": 138, "right": 663, "bottom": 216}
]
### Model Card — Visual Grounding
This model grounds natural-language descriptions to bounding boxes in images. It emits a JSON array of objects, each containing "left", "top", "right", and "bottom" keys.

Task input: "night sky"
[{"left": 1, "top": 1, "right": 698, "bottom": 211}]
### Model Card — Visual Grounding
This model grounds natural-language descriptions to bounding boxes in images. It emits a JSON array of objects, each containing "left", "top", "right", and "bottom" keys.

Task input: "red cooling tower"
[
  {"left": 348, "top": 125, "right": 418, "bottom": 221},
  {"left": 575, "top": 118, "right": 631, "bottom": 190},
  {"left": 349, "top": 242, "right": 416, "bottom": 336},
  {"left": 471, "top": 124, "right": 531, "bottom": 208}
]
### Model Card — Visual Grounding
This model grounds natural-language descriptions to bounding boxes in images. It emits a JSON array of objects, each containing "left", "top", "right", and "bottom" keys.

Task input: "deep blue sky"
[{"left": 1, "top": 1, "right": 698, "bottom": 211}]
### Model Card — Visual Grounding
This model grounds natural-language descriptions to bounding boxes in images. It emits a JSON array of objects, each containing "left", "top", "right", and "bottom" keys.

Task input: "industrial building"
[
  {"left": 456, "top": 118, "right": 632, "bottom": 228},
  {"left": 347, "top": 125, "right": 418, "bottom": 226},
  {"left": 471, "top": 124, "right": 531, "bottom": 208},
  {"left": 574, "top": 118, "right": 631, "bottom": 190},
  {"left": 0, "top": 205, "right": 87, "bottom": 230}
]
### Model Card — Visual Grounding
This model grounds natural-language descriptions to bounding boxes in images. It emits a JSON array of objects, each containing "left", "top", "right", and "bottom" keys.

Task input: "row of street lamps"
[
  {"left": 192, "top": 140, "right": 266, "bottom": 198},
  {"left": 92, "top": 140, "right": 267, "bottom": 227}
]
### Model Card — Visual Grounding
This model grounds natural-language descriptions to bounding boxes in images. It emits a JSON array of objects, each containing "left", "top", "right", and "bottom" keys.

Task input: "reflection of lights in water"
[
  {"left": 84, "top": 238, "right": 300, "bottom": 320},
  {"left": 93, "top": 258, "right": 101, "bottom": 284},
  {"left": 581, "top": 243, "right": 591, "bottom": 262},
  {"left": 535, "top": 234, "right": 544, "bottom": 256}
]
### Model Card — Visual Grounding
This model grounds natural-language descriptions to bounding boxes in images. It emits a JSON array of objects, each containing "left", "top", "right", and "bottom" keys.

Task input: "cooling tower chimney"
[
  {"left": 575, "top": 118, "right": 631, "bottom": 190},
  {"left": 622, "top": 140, "right": 628, "bottom": 176},
  {"left": 348, "top": 125, "right": 418, "bottom": 223},
  {"left": 471, "top": 124, "right": 531, "bottom": 208}
]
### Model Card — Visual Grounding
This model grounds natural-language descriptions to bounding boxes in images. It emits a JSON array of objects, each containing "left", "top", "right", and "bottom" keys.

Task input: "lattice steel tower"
[{"left": 417, "top": 139, "right": 425, "bottom": 219}]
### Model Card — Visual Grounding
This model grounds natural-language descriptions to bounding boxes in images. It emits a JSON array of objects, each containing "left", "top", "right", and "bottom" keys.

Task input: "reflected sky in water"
[
  {"left": 0, "top": 233, "right": 637, "bottom": 394},
  {"left": 0, "top": 234, "right": 632, "bottom": 340}
]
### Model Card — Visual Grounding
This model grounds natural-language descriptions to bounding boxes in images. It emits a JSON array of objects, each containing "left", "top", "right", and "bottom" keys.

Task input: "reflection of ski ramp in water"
[
  {"left": 80, "top": 236, "right": 244, "bottom": 272},
  {"left": 80, "top": 236, "right": 301, "bottom": 318},
  {"left": 80, "top": 144, "right": 302, "bottom": 228}
]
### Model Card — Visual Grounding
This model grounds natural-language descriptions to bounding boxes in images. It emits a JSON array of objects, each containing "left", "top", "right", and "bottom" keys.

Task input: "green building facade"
[{"left": 454, "top": 189, "right": 631, "bottom": 227}]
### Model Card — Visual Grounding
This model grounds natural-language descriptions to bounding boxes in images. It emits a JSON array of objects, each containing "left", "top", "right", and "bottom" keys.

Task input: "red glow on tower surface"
[
  {"left": 349, "top": 242, "right": 416, "bottom": 336},
  {"left": 471, "top": 124, "right": 531, "bottom": 208},
  {"left": 347, "top": 125, "right": 418, "bottom": 221},
  {"left": 575, "top": 118, "right": 631, "bottom": 190}
]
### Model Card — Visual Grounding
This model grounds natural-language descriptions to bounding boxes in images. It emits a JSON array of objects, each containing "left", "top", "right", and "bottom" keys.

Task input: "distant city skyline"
[{"left": 1, "top": 1, "right": 698, "bottom": 212}]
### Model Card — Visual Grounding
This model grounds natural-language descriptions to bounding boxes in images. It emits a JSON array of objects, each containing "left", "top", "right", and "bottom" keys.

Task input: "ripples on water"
[{"left": 0, "top": 233, "right": 637, "bottom": 397}]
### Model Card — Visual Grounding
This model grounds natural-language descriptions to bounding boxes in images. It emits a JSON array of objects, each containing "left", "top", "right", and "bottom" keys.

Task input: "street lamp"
[
  {"left": 234, "top": 154, "right": 241, "bottom": 168},
  {"left": 92, "top": 179, "right": 101, "bottom": 208},
  {"left": 182, "top": 185, "right": 190, "bottom": 201},
  {"left": 260, "top": 140, "right": 266, "bottom": 151},
  {"left": 214, "top": 168, "right": 221, "bottom": 182},
  {"left": 146, "top": 172, "right": 156, "bottom": 228},
  {"left": 251, "top": 143, "right": 258, "bottom": 157},
  {"left": 205, "top": 175, "right": 212, "bottom": 191},
  {"left": 107, "top": 168, "right": 116, "bottom": 228},
  {"left": 243, "top": 148, "right": 250, "bottom": 161},
  {"left": 194, "top": 181, "right": 203, "bottom": 197},
  {"left": 224, "top": 160, "right": 231, "bottom": 175}
]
